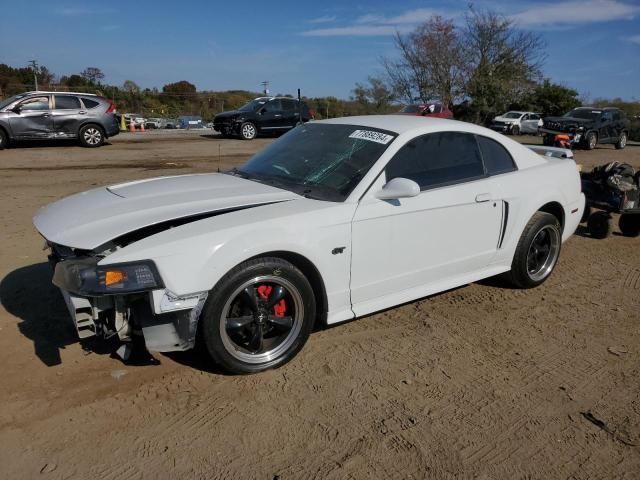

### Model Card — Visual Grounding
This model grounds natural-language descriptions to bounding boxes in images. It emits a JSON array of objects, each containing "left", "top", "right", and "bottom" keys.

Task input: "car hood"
[
  {"left": 34, "top": 173, "right": 299, "bottom": 250},
  {"left": 214, "top": 110, "right": 246, "bottom": 120},
  {"left": 544, "top": 116, "right": 595, "bottom": 127},
  {"left": 493, "top": 116, "right": 519, "bottom": 123}
]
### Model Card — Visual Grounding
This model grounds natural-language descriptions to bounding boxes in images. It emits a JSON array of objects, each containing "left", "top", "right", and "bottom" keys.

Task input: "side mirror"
[
  {"left": 12, "top": 105, "right": 22, "bottom": 114},
  {"left": 259, "top": 107, "right": 267, "bottom": 115},
  {"left": 375, "top": 177, "right": 420, "bottom": 200}
]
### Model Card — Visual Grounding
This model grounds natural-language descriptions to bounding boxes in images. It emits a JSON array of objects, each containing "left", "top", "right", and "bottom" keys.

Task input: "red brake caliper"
[{"left": 257, "top": 285, "right": 286, "bottom": 317}]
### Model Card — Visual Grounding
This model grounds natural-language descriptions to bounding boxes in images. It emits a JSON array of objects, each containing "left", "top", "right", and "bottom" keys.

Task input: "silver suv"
[{"left": 0, "top": 91, "right": 120, "bottom": 148}]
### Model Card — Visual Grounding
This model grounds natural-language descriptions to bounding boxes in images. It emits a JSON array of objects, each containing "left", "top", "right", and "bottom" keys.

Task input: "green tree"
[{"left": 526, "top": 80, "right": 580, "bottom": 116}]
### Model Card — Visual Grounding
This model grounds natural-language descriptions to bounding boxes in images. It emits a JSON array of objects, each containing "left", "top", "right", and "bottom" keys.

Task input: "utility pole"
[
  {"left": 28, "top": 60, "right": 39, "bottom": 91},
  {"left": 260, "top": 80, "right": 270, "bottom": 96}
]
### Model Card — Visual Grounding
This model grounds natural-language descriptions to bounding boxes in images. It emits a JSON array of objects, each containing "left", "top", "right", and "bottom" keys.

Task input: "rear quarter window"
[
  {"left": 476, "top": 136, "right": 517, "bottom": 175},
  {"left": 81, "top": 98, "right": 100, "bottom": 109},
  {"left": 54, "top": 95, "right": 81, "bottom": 110}
]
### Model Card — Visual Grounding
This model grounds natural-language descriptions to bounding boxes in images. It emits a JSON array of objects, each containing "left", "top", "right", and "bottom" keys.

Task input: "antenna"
[
  {"left": 297, "top": 88, "right": 302, "bottom": 126},
  {"left": 217, "top": 144, "right": 221, "bottom": 172},
  {"left": 260, "top": 80, "right": 270, "bottom": 95}
]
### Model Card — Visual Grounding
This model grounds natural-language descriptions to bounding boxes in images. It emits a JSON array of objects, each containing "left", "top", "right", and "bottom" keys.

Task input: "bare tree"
[
  {"left": 80, "top": 67, "right": 105, "bottom": 85},
  {"left": 382, "top": 16, "right": 464, "bottom": 105},
  {"left": 462, "top": 8, "right": 545, "bottom": 122}
]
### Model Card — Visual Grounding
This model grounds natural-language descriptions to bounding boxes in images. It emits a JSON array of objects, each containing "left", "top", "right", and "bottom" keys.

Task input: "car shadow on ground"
[
  {"left": 0, "top": 262, "right": 77, "bottom": 366},
  {"left": 0, "top": 261, "right": 155, "bottom": 368},
  {"left": 6, "top": 140, "right": 113, "bottom": 149}
]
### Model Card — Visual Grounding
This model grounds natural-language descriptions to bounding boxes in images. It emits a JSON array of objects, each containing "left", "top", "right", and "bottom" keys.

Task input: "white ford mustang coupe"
[{"left": 34, "top": 116, "right": 584, "bottom": 373}]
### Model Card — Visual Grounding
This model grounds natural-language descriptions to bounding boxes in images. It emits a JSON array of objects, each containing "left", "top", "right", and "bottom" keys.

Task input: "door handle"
[
  {"left": 475, "top": 193, "right": 492, "bottom": 203},
  {"left": 41, "top": 113, "right": 50, "bottom": 118},
  {"left": 274, "top": 114, "right": 282, "bottom": 118},
  {"left": 78, "top": 110, "right": 87, "bottom": 114}
]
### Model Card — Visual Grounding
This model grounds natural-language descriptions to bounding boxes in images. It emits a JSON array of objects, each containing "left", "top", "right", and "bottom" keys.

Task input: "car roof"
[
  {"left": 320, "top": 114, "right": 489, "bottom": 135},
  {"left": 575, "top": 106, "right": 619, "bottom": 111},
  {"left": 23, "top": 91, "right": 99, "bottom": 96}
]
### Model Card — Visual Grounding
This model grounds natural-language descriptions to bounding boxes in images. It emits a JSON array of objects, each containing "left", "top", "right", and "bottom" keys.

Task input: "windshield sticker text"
[{"left": 349, "top": 130, "right": 394, "bottom": 145}]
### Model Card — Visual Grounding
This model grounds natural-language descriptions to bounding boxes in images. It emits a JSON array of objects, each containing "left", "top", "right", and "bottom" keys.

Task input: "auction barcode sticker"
[{"left": 349, "top": 130, "right": 394, "bottom": 145}]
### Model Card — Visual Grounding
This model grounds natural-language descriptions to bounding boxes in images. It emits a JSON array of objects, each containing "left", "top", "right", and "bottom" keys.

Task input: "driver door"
[
  {"left": 350, "top": 132, "right": 504, "bottom": 315},
  {"left": 8, "top": 95, "right": 53, "bottom": 138},
  {"left": 259, "top": 99, "right": 286, "bottom": 131}
]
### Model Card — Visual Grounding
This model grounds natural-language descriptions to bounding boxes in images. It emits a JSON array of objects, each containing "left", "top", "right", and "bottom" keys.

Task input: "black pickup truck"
[
  {"left": 540, "top": 107, "right": 629, "bottom": 150},
  {"left": 213, "top": 97, "right": 312, "bottom": 140}
]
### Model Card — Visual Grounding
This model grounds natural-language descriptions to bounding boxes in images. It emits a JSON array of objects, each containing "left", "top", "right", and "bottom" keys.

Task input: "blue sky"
[{"left": 1, "top": 0, "right": 639, "bottom": 100}]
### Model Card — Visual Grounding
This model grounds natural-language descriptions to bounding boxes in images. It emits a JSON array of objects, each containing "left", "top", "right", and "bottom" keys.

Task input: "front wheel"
[
  {"left": 200, "top": 257, "right": 316, "bottom": 374},
  {"left": 511, "top": 125, "right": 520, "bottom": 136},
  {"left": 507, "top": 212, "right": 562, "bottom": 288},
  {"left": 619, "top": 214, "right": 640, "bottom": 237},
  {"left": 239, "top": 122, "right": 257, "bottom": 140},
  {"left": 584, "top": 131, "right": 597, "bottom": 150},
  {"left": 79, "top": 124, "right": 105, "bottom": 147}
]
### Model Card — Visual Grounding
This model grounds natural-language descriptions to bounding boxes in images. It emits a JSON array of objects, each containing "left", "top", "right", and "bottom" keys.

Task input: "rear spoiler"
[{"left": 525, "top": 144, "right": 574, "bottom": 160}]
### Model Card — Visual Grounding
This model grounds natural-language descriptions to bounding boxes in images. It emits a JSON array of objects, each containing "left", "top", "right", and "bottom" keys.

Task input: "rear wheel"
[
  {"left": 581, "top": 204, "right": 592, "bottom": 223},
  {"left": 587, "top": 211, "right": 611, "bottom": 238},
  {"left": 615, "top": 131, "right": 627, "bottom": 150},
  {"left": 619, "top": 214, "right": 640, "bottom": 237},
  {"left": 0, "top": 128, "right": 7, "bottom": 150},
  {"left": 79, "top": 124, "right": 105, "bottom": 147},
  {"left": 200, "top": 257, "right": 316, "bottom": 374},
  {"left": 508, "top": 212, "right": 562, "bottom": 288}
]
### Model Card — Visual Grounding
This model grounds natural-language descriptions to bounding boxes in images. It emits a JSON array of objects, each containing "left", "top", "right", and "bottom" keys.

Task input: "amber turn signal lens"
[{"left": 105, "top": 270, "right": 126, "bottom": 286}]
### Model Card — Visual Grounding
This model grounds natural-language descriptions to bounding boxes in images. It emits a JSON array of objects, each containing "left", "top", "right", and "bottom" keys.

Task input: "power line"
[{"left": 27, "top": 60, "right": 38, "bottom": 91}]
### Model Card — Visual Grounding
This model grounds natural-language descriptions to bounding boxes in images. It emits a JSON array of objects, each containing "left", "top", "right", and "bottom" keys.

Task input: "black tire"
[
  {"left": 508, "top": 212, "right": 562, "bottom": 289},
  {"left": 587, "top": 211, "right": 611, "bottom": 239},
  {"left": 615, "top": 131, "right": 627, "bottom": 150},
  {"left": 0, "top": 128, "right": 7, "bottom": 150},
  {"left": 200, "top": 257, "right": 316, "bottom": 374},
  {"left": 543, "top": 134, "right": 554, "bottom": 146},
  {"left": 584, "top": 131, "right": 597, "bottom": 150},
  {"left": 79, "top": 124, "right": 105, "bottom": 148},
  {"left": 239, "top": 122, "right": 257, "bottom": 140},
  {"left": 511, "top": 125, "right": 520, "bottom": 136},
  {"left": 580, "top": 204, "right": 592, "bottom": 224},
  {"left": 619, "top": 214, "right": 640, "bottom": 237}
]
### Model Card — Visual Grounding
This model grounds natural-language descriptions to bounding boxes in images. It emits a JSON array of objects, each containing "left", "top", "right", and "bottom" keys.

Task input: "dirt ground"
[{"left": 0, "top": 130, "right": 638, "bottom": 479}]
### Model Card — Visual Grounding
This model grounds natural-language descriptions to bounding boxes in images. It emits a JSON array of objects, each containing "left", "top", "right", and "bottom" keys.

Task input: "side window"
[
  {"left": 522, "top": 114, "right": 529, "bottom": 120},
  {"left": 281, "top": 99, "right": 296, "bottom": 112},
  {"left": 54, "top": 95, "right": 81, "bottom": 110},
  {"left": 476, "top": 136, "right": 517, "bottom": 175},
  {"left": 612, "top": 111, "right": 621, "bottom": 121},
  {"left": 82, "top": 98, "right": 99, "bottom": 109},
  {"left": 264, "top": 99, "right": 282, "bottom": 112},
  {"left": 19, "top": 96, "right": 49, "bottom": 111},
  {"left": 530, "top": 114, "right": 540, "bottom": 120},
  {"left": 385, "top": 132, "right": 485, "bottom": 190}
]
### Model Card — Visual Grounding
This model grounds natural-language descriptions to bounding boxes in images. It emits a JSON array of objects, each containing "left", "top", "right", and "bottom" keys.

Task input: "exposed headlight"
[{"left": 53, "top": 259, "right": 163, "bottom": 295}]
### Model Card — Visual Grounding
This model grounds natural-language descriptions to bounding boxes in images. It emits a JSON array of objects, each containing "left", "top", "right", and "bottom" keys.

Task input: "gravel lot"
[{"left": 0, "top": 130, "right": 639, "bottom": 479}]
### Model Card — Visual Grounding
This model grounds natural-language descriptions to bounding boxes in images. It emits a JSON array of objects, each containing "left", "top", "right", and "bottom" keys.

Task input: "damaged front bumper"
[{"left": 51, "top": 255, "right": 208, "bottom": 352}]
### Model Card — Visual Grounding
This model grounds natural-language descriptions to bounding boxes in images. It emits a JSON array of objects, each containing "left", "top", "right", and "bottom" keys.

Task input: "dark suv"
[
  {"left": 0, "top": 91, "right": 120, "bottom": 149},
  {"left": 540, "top": 107, "right": 629, "bottom": 150},
  {"left": 213, "top": 97, "right": 312, "bottom": 140}
]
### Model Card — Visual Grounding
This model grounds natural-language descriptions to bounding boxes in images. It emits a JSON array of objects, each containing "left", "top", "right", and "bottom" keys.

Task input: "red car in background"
[{"left": 397, "top": 103, "right": 454, "bottom": 119}]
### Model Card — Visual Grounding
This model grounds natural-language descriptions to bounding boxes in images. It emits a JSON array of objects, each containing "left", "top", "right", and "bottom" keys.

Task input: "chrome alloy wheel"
[
  {"left": 83, "top": 127, "right": 102, "bottom": 145},
  {"left": 219, "top": 275, "right": 304, "bottom": 364},
  {"left": 242, "top": 123, "right": 256, "bottom": 139},
  {"left": 526, "top": 225, "right": 560, "bottom": 282}
]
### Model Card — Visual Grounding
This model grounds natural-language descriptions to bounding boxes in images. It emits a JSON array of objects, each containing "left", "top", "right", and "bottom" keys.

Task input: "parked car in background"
[
  {"left": 178, "top": 115, "right": 204, "bottom": 129},
  {"left": 34, "top": 115, "right": 584, "bottom": 373},
  {"left": 490, "top": 111, "right": 542, "bottom": 135},
  {"left": 397, "top": 103, "right": 454, "bottom": 119},
  {"left": 164, "top": 118, "right": 178, "bottom": 129},
  {"left": 541, "top": 107, "right": 629, "bottom": 150},
  {"left": 145, "top": 118, "right": 164, "bottom": 129},
  {"left": 123, "top": 113, "right": 146, "bottom": 128},
  {"left": 0, "top": 91, "right": 119, "bottom": 148},
  {"left": 213, "top": 97, "right": 312, "bottom": 140}
]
